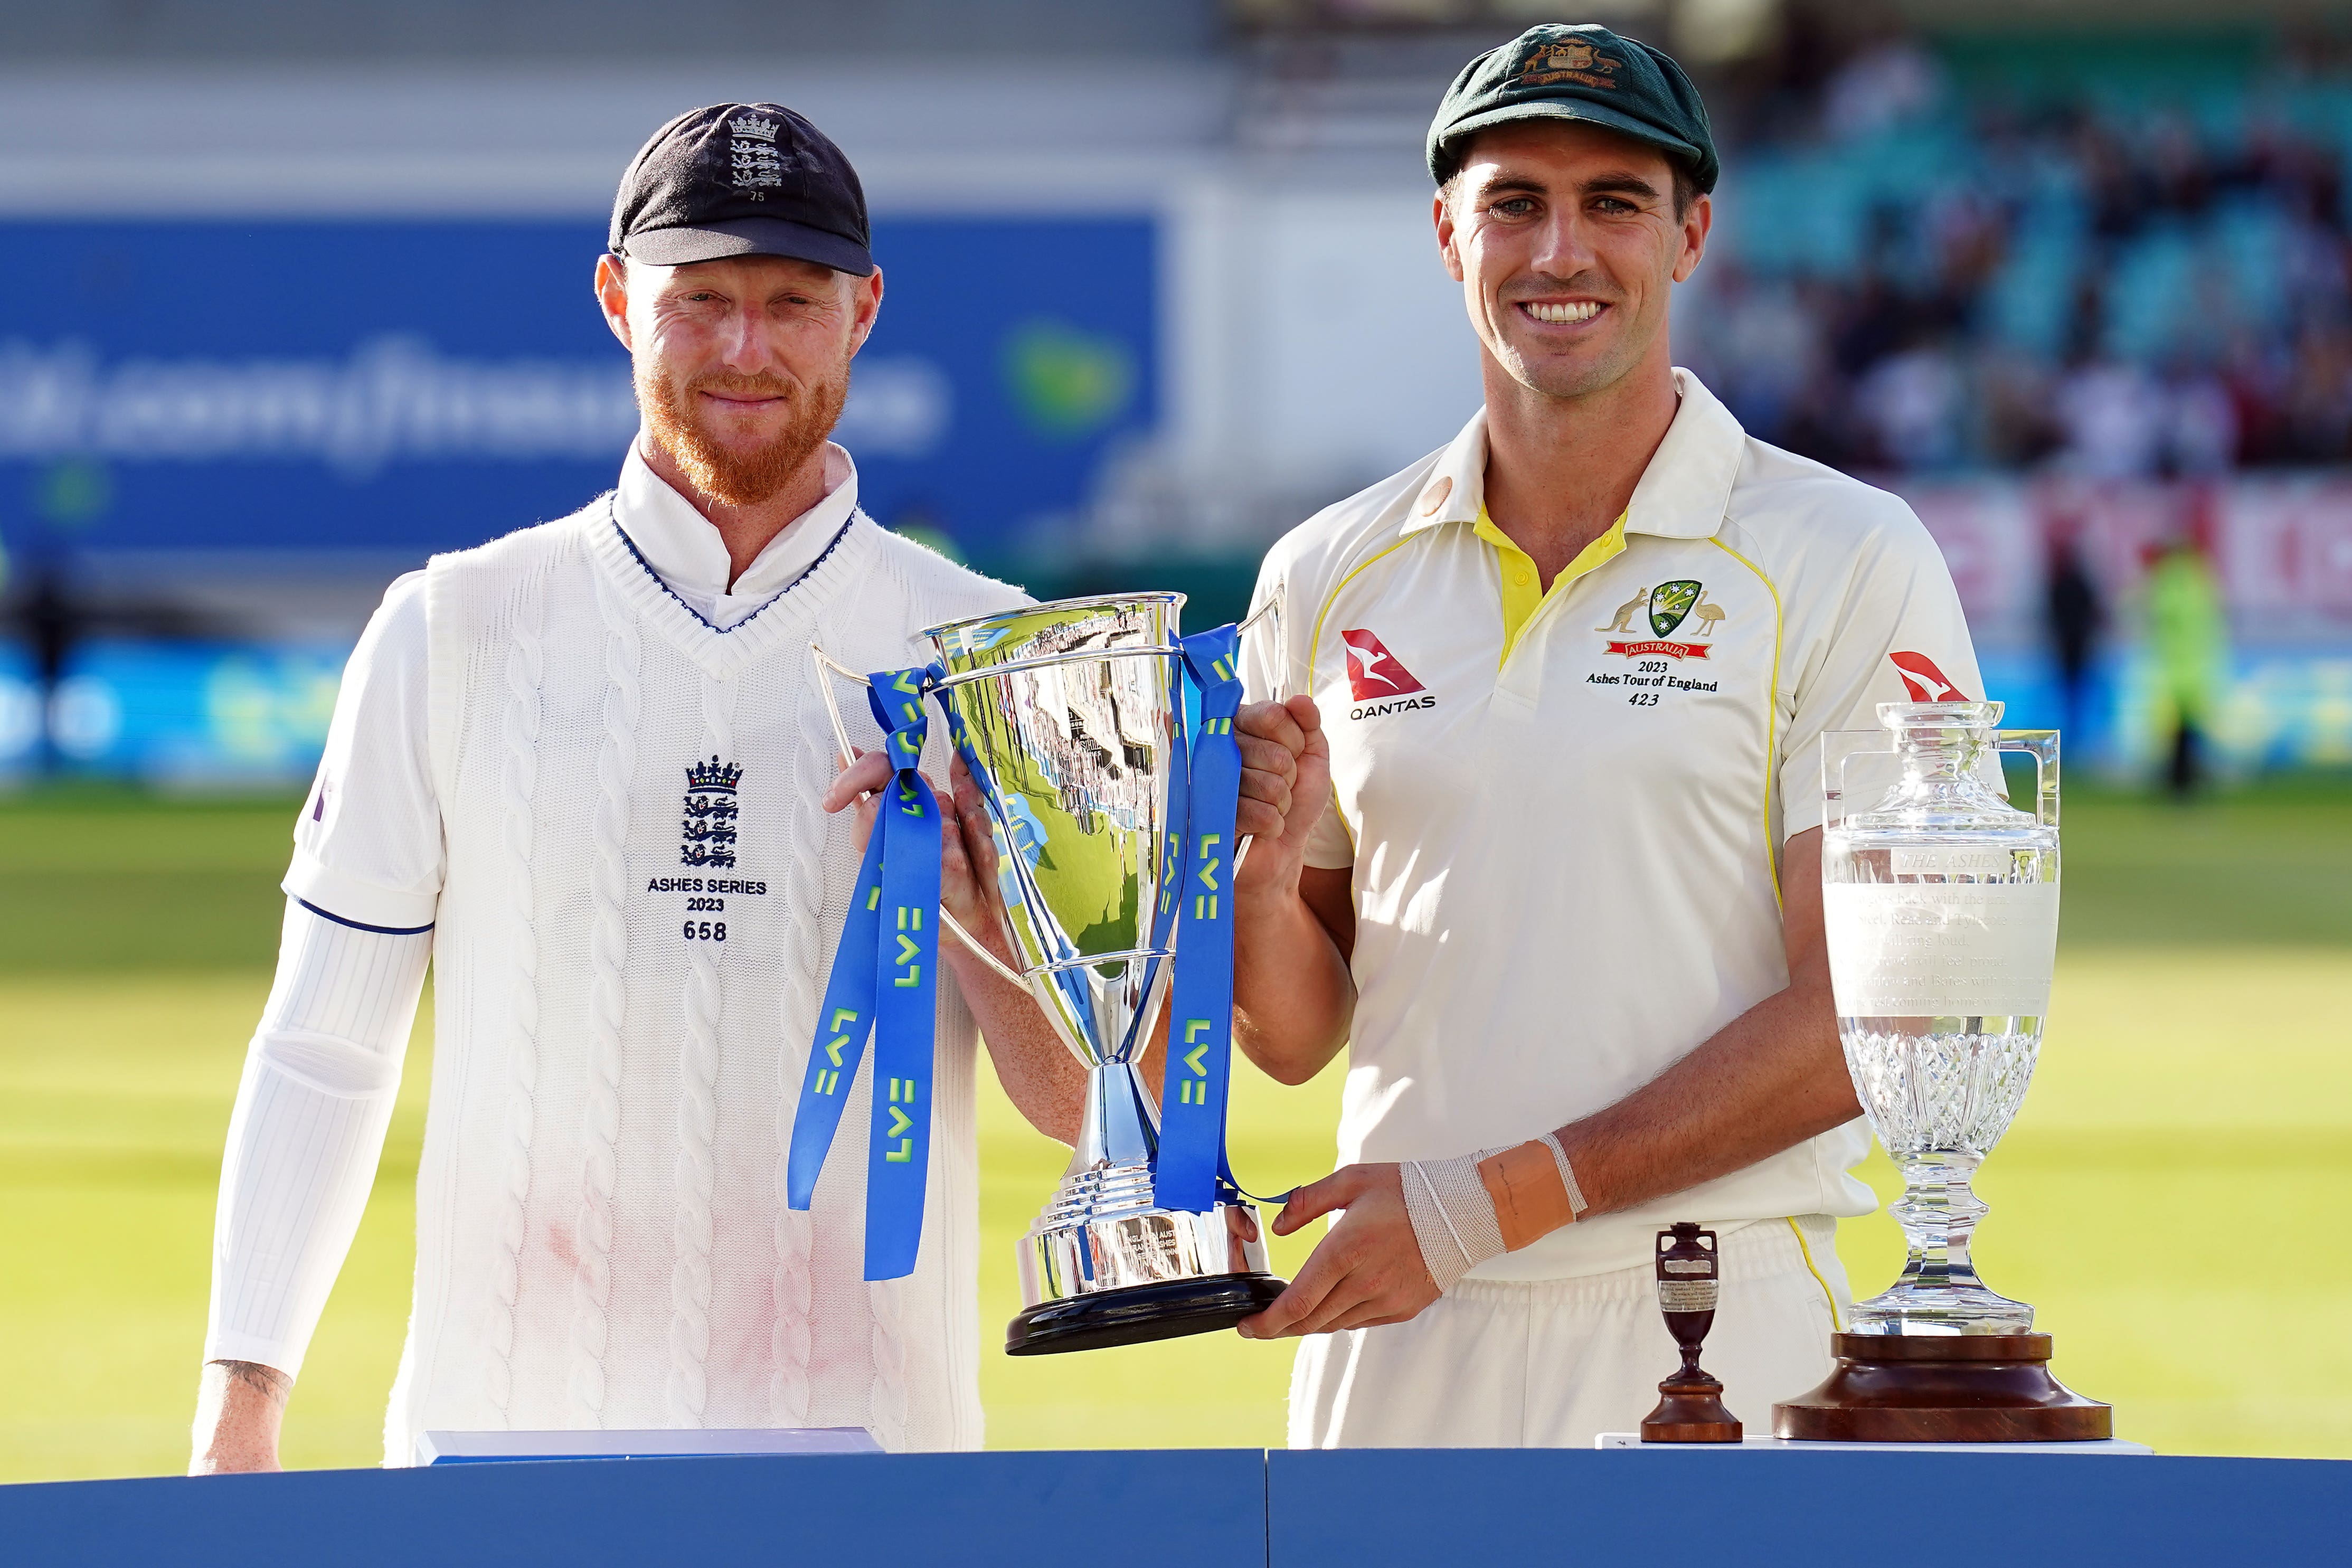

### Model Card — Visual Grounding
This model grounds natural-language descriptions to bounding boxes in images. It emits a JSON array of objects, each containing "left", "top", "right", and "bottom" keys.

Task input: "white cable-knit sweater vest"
[{"left": 386, "top": 499, "right": 1022, "bottom": 1462}]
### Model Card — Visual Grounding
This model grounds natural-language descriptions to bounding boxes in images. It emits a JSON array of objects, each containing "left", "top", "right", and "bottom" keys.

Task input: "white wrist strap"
[
  {"left": 1406, "top": 1160, "right": 1468, "bottom": 1267},
  {"left": 1540, "top": 1132, "right": 1591, "bottom": 1220},
  {"left": 1401, "top": 1136, "right": 1590, "bottom": 1296},
  {"left": 1400, "top": 1147, "right": 1507, "bottom": 1295}
]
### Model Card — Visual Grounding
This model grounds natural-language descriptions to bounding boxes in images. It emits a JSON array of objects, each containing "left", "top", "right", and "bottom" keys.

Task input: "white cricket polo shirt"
[{"left": 1241, "top": 369, "right": 1985, "bottom": 1280}]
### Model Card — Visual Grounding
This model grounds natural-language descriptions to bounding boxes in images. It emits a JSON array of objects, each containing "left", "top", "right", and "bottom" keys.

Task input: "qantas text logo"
[
  {"left": 1339, "top": 629, "right": 1436, "bottom": 719},
  {"left": 1890, "top": 651, "right": 1970, "bottom": 703}
]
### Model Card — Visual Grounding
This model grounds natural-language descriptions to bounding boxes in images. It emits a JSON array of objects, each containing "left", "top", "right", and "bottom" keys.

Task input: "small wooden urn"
[{"left": 1640, "top": 1222, "right": 1742, "bottom": 1443}]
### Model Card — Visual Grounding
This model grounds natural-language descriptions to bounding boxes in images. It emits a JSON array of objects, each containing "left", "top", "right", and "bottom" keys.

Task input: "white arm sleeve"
[
  {"left": 206, "top": 567, "right": 445, "bottom": 1377},
  {"left": 204, "top": 901, "right": 431, "bottom": 1377}
]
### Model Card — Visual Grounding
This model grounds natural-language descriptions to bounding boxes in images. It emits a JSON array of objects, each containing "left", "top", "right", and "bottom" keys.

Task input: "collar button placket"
[
  {"left": 1493, "top": 651, "right": 1543, "bottom": 713},
  {"left": 1493, "top": 602, "right": 1548, "bottom": 712}
]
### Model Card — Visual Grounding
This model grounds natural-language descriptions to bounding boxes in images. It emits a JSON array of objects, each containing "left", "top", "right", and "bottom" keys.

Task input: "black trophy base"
[{"left": 1005, "top": 1273, "right": 1288, "bottom": 1356}]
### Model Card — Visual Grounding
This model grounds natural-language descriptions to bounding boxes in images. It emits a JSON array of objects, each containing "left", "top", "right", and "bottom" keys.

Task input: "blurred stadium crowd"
[{"left": 1683, "top": 28, "right": 2352, "bottom": 477}]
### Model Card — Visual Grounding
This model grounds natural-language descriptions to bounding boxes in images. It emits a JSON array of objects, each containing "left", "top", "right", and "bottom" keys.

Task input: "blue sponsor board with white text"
[{"left": 0, "top": 217, "right": 1155, "bottom": 566}]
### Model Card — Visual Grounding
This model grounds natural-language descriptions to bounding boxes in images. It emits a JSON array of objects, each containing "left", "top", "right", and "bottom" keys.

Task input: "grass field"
[{"left": 0, "top": 779, "right": 2347, "bottom": 1478}]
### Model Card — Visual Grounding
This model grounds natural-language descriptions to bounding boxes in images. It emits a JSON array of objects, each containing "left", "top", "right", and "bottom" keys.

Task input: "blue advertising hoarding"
[
  {"left": 0, "top": 215, "right": 1155, "bottom": 782},
  {"left": 0, "top": 216, "right": 1156, "bottom": 563},
  {"left": 0, "top": 640, "right": 345, "bottom": 785}
]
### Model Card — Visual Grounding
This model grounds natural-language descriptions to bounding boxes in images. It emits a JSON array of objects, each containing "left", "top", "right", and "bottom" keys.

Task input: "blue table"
[
  {"left": 1274, "top": 1449, "right": 2351, "bottom": 1565},
  {"left": 0, "top": 1451, "right": 1262, "bottom": 1567},
  {"left": 6, "top": 1447, "right": 2346, "bottom": 1565}
]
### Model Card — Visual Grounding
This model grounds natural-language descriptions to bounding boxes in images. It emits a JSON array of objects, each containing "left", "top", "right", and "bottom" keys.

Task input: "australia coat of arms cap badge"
[{"left": 1520, "top": 40, "right": 1622, "bottom": 88}]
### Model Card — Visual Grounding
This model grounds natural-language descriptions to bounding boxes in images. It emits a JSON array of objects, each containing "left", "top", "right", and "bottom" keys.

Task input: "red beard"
[{"left": 636, "top": 358, "right": 849, "bottom": 507}]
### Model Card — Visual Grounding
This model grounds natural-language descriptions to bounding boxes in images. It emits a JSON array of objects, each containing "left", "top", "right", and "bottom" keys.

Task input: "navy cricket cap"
[
  {"left": 1428, "top": 24, "right": 1718, "bottom": 195},
  {"left": 610, "top": 103, "right": 874, "bottom": 276}
]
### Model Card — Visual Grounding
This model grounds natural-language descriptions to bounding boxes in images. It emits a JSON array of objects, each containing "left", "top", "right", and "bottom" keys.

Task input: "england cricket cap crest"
[
  {"left": 1428, "top": 24, "right": 1718, "bottom": 194},
  {"left": 610, "top": 102, "right": 874, "bottom": 276}
]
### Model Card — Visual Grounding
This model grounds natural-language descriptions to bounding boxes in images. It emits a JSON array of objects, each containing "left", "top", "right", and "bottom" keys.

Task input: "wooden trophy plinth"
[
  {"left": 1773, "top": 1332, "right": 2111, "bottom": 1442},
  {"left": 1642, "top": 1376, "right": 1742, "bottom": 1444}
]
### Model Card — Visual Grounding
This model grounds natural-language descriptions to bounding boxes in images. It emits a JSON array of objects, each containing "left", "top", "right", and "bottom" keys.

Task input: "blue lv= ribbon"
[
  {"left": 785, "top": 663, "right": 945, "bottom": 1281},
  {"left": 1155, "top": 626, "right": 1248, "bottom": 1214}
]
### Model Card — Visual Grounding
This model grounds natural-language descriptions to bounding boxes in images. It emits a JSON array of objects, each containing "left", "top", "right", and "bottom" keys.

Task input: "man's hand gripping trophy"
[{"left": 1223, "top": 693, "right": 1457, "bottom": 1337}]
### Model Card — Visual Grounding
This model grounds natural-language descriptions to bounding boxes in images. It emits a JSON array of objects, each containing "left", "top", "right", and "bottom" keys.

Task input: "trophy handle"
[
  {"left": 1996, "top": 730, "right": 2061, "bottom": 828},
  {"left": 1227, "top": 588, "right": 1289, "bottom": 877},
  {"left": 808, "top": 644, "right": 868, "bottom": 770},
  {"left": 1236, "top": 585, "right": 1286, "bottom": 702},
  {"left": 807, "top": 643, "right": 1029, "bottom": 991},
  {"left": 1820, "top": 729, "right": 1892, "bottom": 834}
]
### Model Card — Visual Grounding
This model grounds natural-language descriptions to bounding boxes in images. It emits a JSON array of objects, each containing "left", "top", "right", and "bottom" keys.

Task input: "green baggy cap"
[{"left": 1428, "top": 23, "right": 1718, "bottom": 194}]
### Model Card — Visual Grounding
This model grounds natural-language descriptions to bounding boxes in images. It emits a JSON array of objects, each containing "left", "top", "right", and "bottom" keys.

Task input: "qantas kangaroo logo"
[
  {"left": 1339, "top": 629, "right": 1434, "bottom": 718},
  {"left": 1890, "top": 651, "right": 1970, "bottom": 703},
  {"left": 1340, "top": 629, "right": 1425, "bottom": 700}
]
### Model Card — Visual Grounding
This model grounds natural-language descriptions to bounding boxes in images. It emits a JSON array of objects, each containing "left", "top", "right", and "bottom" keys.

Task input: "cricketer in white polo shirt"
[{"left": 1220, "top": 25, "right": 1985, "bottom": 1448}]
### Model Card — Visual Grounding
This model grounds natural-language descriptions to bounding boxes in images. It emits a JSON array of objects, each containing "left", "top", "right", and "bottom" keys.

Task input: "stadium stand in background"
[
  {"left": 1681, "top": 24, "right": 2352, "bottom": 477},
  {"left": 1, "top": 0, "right": 2348, "bottom": 780},
  {"left": 1665, "top": 13, "right": 2352, "bottom": 773}
]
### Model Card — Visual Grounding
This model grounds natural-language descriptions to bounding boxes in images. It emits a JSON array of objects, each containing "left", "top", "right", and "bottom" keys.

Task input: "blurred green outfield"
[{"left": 0, "top": 779, "right": 2346, "bottom": 1479}]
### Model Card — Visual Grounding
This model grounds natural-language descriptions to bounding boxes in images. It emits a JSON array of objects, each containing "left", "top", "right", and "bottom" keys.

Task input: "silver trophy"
[{"left": 816, "top": 592, "right": 1284, "bottom": 1354}]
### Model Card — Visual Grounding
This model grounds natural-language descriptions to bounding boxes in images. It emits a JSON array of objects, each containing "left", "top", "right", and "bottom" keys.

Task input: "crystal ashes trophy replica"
[{"left": 1775, "top": 700, "right": 2110, "bottom": 1441}]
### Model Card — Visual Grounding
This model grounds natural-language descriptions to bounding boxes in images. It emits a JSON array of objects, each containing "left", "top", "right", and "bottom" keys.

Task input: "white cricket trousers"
[{"left": 1287, "top": 1215, "right": 1853, "bottom": 1448}]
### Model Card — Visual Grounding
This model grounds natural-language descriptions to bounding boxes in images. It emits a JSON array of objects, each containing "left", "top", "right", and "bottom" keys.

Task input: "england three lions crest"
[
  {"left": 681, "top": 756, "right": 742, "bottom": 867},
  {"left": 729, "top": 113, "right": 783, "bottom": 194}
]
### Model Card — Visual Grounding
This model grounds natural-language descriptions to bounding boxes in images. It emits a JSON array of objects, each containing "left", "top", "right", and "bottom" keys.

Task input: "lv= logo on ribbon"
[
  {"left": 1154, "top": 624, "right": 1248, "bottom": 1214},
  {"left": 785, "top": 664, "right": 944, "bottom": 1282},
  {"left": 790, "top": 591, "right": 1286, "bottom": 1282}
]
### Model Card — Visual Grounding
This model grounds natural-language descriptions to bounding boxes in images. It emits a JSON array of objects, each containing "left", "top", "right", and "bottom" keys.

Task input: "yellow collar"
[
  {"left": 1474, "top": 507, "right": 1629, "bottom": 666},
  {"left": 1401, "top": 370, "right": 1745, "bottom": 544}
]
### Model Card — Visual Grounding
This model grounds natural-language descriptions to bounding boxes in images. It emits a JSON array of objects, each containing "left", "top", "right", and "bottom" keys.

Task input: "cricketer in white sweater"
[{"left": 202, "top": 439, "right": 1053, "bottom": 1461}]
